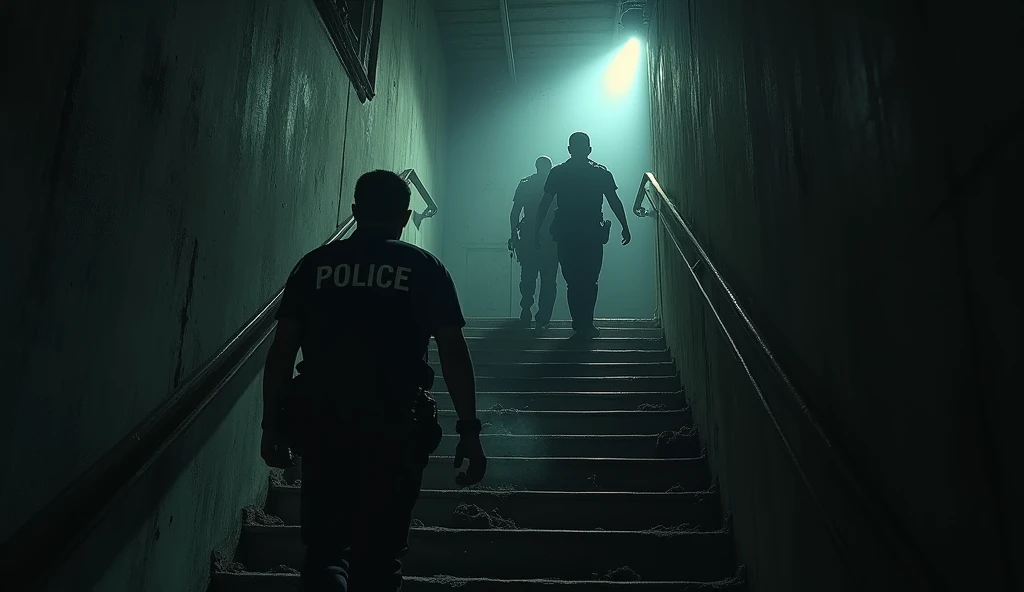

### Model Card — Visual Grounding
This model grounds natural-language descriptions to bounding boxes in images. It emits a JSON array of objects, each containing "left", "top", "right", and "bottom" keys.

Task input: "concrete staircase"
[{"left": 211, "top": 318, "right": 745, "bottom": 591}]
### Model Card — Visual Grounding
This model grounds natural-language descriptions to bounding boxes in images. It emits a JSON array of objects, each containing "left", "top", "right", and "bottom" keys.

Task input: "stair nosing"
[
  {"left": 268, "top": 486, "right": 716, "bottom": 498},
  {"left": 434, "top": 391, "right": 684, "bottom": 395},
  {"left": 437, "top": 409, "right": 689, "bottom": 415},
  {"left": 242, "top": 524, "right": 729, "bottom": 536},
  {"left": 213, "top": 573, "right": 742, "bottom": 587},
  {"left": 427, "top": 455, "right": 703, "bottom": 461}
]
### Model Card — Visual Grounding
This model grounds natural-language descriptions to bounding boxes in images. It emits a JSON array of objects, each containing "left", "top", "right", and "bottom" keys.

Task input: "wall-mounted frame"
[{"left": 314, "top": 0, "right": 384, "bottom": 102}]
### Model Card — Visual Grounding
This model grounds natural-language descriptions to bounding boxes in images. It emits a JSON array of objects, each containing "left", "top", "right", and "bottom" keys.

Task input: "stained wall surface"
[
  {"left": 0, "top": 0, "right": 447, "bottom": 590},
  {"left": 646, "top": 1, "right": 1022, "bottom": 591}
]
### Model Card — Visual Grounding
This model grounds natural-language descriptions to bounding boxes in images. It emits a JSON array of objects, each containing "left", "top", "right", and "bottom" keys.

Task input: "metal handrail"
[
  {"left": 399, "top": 168, "right": 438, "bottom": 228},
  {"left": 0, "top": 169, "right": 438, "bottom": 590},
  {"left": 632, "top": 171, "right": 943, "bottom": 591}
]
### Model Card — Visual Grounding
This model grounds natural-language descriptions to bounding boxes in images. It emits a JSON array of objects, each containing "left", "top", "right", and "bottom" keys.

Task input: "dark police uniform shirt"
[
  {"left": 275, "top": 227, "right": 466, "bottom": 385},
  {"left": 513, "top": 173, "right": 553, "bottom": 239},
  {"left": 543, "top": 158, "right": 618, "bottom": 221}
]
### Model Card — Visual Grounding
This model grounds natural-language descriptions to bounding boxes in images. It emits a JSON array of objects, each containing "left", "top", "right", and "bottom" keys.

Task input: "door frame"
[{"left": 458, "top": 243, "right": 514, "bottom": 318}]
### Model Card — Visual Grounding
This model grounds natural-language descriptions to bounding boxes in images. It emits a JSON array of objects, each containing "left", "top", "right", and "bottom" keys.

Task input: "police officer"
[
  {"left": 509, "top": 156, "right": 559, "bottom": 329},
  {"left": 534, "top": 132, "right": 632, "bottom": 339},
  {"left": 260, "top": 170, "right": 487, "bottom": 592}
]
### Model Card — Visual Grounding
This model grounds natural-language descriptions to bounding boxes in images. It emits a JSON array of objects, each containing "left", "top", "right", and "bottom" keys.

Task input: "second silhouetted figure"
[
  {"left": 510, "top": 156, "right": 558, "bottom": 329},
  {"left": 535, "top": 132, "right": 632, "bottom": 339}
]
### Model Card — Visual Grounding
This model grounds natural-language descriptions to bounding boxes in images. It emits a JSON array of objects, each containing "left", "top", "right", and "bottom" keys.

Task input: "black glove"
[{"left": 454, "top": 419, "right": 487, "bottom": 487}]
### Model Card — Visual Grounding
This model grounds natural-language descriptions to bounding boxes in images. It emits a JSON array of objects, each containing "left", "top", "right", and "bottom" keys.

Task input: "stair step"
[
  {"left": 438, "top": 375, "right": 680, "bottom": 393},
  {"left": 435, "top": 391, "right": 686, "bottom": 412},
  {"left": 430, "top": 348, "right": 672, "bottom": 364},
  {"left": 212, "top": 573, "right": 746, "bottom": 592},
  {"left": 465, "top": 317, "right": 661, "bottom": 329},
  {"left": 446, "top": 337, "right": 667, "bottom": 352},
  {"left": 462, "top": 327, "right": 663, "bottom": 339},
  {"left": 266, "top": 488, "right": 721, "bottom": 530},
  {"left": 438, "top": 409, "right": 692, "bottom": 436},
  {"left": 238, "top": 526, "right": 736, "bottom": 581},
  {"left": 289, "top": 456, "right": 709, "bottom": 492},
  {"left": 431, "top": 362, "right": 677, "bottom": 378},
  {"left": 418, "top": 456, "right": 710, "bottom": 491},
  {"left": 432, "top": 433, "right": 698, "bottom": 458}
]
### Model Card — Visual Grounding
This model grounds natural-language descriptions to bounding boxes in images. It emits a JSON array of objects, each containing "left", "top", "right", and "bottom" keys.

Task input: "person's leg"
[
  {"left": 300, "top": 452, "right": 355, "bottom": 592},
  {"left": 535, "top": 246, "right": 559, "bottom": 327},
  {"left": 517, "top": 254, "right": 539, "bottom": 324},
  {"left": 347, "top": 441, "right": 426, "bottom": 591},
  {"left": 557, "top": 240, "right": 584, "bottom": 332},
  {"left": 576, "top": 241, "right": 604, "bottom": 336}
]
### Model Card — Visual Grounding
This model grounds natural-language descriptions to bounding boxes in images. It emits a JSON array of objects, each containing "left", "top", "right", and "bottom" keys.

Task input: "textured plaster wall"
[
  {"left": 0, "top": 0, "right": 446, "bottom": 590},
  {"left": 647, "top": 1, "right": 1022, "bottom": 591}
]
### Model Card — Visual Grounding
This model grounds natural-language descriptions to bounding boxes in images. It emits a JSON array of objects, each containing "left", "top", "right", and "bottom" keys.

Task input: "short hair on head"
[
  {"left": 354, "top": 170, "right": 411, "bottom": 219},
  {"left": 568, "top": 131, "right": 590, "bottom": 153},
  {"left": 535, "top": 155, "right": 552, "bottom": 169}
]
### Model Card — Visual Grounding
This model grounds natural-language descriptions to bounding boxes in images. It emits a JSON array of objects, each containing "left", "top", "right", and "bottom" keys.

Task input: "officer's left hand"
[
  {"left": 621, "top": 227, "right": 632, "bottom": 246},
  {"left": 261, "top": 430, "right": 298, "bottom": 469},
  {"left": 454, "top": 433, "right": 487, "bottom": 487}
]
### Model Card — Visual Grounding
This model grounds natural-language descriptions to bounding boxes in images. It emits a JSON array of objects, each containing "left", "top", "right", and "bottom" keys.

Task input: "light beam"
[{"left": 603, "top": 37, "right": 642, "bottom": 98}]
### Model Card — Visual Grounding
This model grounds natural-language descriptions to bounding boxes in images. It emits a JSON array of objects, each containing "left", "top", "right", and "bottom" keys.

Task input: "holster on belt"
[
  {"left": 275, "top": 372, "right": 314, "bottom": 457},
  {"left": 551, "top": 212, "right": 611, "bottom": 245},
  {"left": 409, "top": 390, "right": 444, "bottom": 462},
  {"left": 275, "top": 359, "right": 442, "bottom": 460}
]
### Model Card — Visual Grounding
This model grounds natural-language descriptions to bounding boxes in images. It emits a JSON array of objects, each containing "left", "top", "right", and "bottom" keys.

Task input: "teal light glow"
[{"left": 603, "top": 37, "right": 642, "bottom": 97}]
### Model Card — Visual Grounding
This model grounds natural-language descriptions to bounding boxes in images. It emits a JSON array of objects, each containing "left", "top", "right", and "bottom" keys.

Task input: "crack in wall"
[
  {"left": 335, "top": 90, "right": 353, "bottom": 227},
  {"left": 173, "top": 238, "right": 199, "bottom": 387}
]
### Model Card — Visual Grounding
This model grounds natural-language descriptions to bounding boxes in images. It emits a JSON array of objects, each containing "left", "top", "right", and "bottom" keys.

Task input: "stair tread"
[
  {"left": 433, "top": 361, "right": 675, "bottom": 366},
  {"left": 238, "top": 525, "right": 735, "bottom": 579},
  {"left": 451, "top": 337, "right": 665, "bottom": 345},
  {"left": 435, "top": 391, "right": 683, "bottom": 395},
  {"left": 246, "top": 524, "right": 726, "bottom": 536},
  {"left": 444, "top": 374, "right": 678, "bottom": 378},
  {"left": 270, "top": 486, "right": 714, "bottom": 499},
  {"left": 432, "top": 430, "right": 679, "bottom": 436},
  {"left": 436, "top": 376, "right": 682, "bottom": 393},
  {"left": 428, "top": 455, "right": 700, "bottom": 461},
  {"left": 439, "top": 409, "right": 687, "bottom": 416},
  {"left": 215, "top": 572, "right": 743, "bottom": 589}
]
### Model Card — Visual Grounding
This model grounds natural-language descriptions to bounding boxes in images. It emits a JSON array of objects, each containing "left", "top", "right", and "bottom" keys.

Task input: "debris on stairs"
[{"left": 210, "top": 318, "right": 746, "bottom": 591}]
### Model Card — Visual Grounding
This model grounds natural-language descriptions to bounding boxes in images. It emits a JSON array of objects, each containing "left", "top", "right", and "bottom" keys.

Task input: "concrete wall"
[
  {"left": 0, "top": 0, "right": 446, "bottom": 589},
  {"left": 647, "top": 1, "right": 1022, "bottom": 591},
  {"left": 443, "top": 64, "right": 656, "bottom": 319}
]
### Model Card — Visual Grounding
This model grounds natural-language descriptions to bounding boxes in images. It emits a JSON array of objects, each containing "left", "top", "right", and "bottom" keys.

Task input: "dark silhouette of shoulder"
[{"left": 588, "top": 159, "right": 609, "bottom": 171}]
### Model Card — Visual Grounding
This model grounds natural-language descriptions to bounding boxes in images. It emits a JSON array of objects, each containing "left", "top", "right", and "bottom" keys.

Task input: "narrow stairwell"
[{"left": 211, "top": 318, "right": 746, "bottom": 591}]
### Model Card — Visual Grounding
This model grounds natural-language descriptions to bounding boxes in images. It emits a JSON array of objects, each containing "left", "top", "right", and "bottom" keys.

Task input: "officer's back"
[
  {"left": 294, "top": 226, "right": 452, "bottom": 375},
  {"left": 545, "top": 156, "right": 616, "bottom": 220},
  {"left": 264, "top": 169, "right": 486, "bottom": 592}
]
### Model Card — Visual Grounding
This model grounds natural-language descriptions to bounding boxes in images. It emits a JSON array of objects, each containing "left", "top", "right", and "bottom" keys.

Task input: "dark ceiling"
[{"left": 433, "top": 0, "right": 626, "bottom": 84}]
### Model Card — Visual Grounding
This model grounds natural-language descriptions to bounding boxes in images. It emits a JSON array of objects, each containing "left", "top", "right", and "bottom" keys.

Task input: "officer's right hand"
[
  {"left": 261, "top": 429, "right": 297, "bottom": 469},
  {"left": 454, "top": 433, "right": 487, "bottom": 487},
  {"left": 621, "top": 227, "right": 632, "bottom": 246}
]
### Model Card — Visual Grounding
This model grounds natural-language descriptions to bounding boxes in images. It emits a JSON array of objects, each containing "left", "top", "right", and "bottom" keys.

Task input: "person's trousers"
[
  {"left": 518, "top": 245, "right": 559, "bottom": 324},
  {"left": 556, "top": 238, "right": 604, "bottom": 332},
  {"left": 299, "top": 433, "right": 426, "bottom": 592}
]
